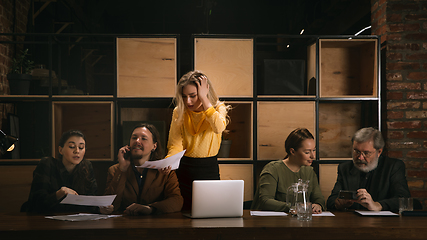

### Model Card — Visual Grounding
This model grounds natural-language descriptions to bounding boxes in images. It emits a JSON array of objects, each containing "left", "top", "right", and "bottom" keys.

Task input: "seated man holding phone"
[
  {"left": 327, "top": 127, "right": 411, "bottom": 212},
  {"left": 105, "top": 123, "right": 183, "bottom": 215}
]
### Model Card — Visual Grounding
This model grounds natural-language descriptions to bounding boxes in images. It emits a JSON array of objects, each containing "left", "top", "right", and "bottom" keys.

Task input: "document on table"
[
  {"left": 250, "top": 211, "right": 334, "bottom": 217},
  {"left": 60, "top": 194, "right": 116, "bottom": 207},
  {"left": 46, "top": 213, "right": 122, "bottom": 221},
  {"left": 313, "top": 211, "right": 335, "bottom": 216},
  {"left": 136, "top": 150, "right": 186, "bottom": 170},
  {"left": 250, "top": 211, "right": 288, "bottom": 216},
  {"left": 355, "top": 210, "right": 399, "bottom": 216}
]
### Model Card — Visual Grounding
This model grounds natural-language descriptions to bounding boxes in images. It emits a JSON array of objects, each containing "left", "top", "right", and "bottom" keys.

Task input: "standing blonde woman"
[{"left": 166, "top": 70, "right": 231, "bottom": 210}]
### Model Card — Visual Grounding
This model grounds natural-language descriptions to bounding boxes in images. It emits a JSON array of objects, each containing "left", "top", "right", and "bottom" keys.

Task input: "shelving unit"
[
  {"left": 0, "top": 33, "right": 380, "bottom": 205},
  {"left": 193, "top": 35, "right": 380, "bottom": 201}
]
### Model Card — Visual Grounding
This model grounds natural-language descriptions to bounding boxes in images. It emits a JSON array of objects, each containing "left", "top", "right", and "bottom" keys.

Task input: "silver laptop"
[{"left": 184, "top": 180, "right": 244, "bottom": 218}]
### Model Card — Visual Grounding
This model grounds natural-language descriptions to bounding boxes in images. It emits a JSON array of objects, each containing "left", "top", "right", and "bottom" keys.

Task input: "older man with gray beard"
[{"left": 326, "top": 127, "right": 411, "bottom": 212}]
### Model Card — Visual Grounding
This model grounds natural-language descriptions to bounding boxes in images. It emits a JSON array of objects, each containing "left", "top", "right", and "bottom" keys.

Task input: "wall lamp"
[{"left": 0, "top": 130, "right": 18, "bottom": 155}]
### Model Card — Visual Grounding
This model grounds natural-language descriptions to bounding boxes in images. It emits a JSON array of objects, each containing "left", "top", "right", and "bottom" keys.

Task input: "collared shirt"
[
  {"left": 132, "top": 164, "right": 148, "bottom": 196},
  {"left": 359, "top": 171, "right": 374, "bottom": 190}
]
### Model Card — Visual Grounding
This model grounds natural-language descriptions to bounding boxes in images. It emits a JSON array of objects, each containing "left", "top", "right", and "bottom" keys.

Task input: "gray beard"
[{"left": 353, "top": 155, "right": 379, "bottom": 173}]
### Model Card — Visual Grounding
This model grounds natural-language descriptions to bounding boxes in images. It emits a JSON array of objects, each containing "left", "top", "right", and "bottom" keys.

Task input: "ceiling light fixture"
[
  {"left": 355, "top": 26, "right": 372, "bottom": 36},
  {"left": 349, "top": 26, "right": 372, "bottom": 39}
]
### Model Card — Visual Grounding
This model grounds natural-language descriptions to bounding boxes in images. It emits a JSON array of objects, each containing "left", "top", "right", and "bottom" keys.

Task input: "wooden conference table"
[{"left": 1, "top": 210, "right": 427, "bottom": 240}]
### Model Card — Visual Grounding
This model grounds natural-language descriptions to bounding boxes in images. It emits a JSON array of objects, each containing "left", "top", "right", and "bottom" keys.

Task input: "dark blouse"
[{"left": 24, "top": 157, "right": 99, "bottom": 213}]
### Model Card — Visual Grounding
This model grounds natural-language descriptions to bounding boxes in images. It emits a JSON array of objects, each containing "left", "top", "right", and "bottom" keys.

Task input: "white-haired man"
[{"left": 327, "top": 127, "right": 411, "bottom": 212}]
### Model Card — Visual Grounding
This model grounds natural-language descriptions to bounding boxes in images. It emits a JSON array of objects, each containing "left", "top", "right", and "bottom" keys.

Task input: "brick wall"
[
  {"left": 371, "top": 0, "right": 427, "bottom": 208},
  {"left": 0, "top": 0, "right": 31, "bottom": 129}
]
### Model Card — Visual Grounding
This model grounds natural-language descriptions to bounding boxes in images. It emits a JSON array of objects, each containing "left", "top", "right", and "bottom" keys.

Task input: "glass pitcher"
[{"left": 286, "top": 179, "right": 309, "bottom": 216}]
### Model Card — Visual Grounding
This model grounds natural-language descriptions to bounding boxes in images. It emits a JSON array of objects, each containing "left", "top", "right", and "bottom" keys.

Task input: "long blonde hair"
[{"left": 173, "top": 70, "right": 231, "bottom": 125}]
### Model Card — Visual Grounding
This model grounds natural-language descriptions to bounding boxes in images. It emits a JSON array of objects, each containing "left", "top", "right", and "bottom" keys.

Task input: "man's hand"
[
  {"left": 124, "top": 203, "right": 153, "bottom": 215},
  {"left": 356, "top": 189, "right": 382, "bottom": 211},
  {"left": 99, "top": 205, "right": 114, "bottom": 214},
  {"left": 118, "top": 145, "right": 131, "bottom": 172},
  {"left": 334, "top": 198, "right": 355, "bottom": 210}
]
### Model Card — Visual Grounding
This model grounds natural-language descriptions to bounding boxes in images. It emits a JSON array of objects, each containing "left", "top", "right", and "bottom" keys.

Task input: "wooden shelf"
[
  {"left": 194, "top": 38, "right": 253, "bottom": 97},
  {"left": 52, "top": 102, "right": 114, "bottom": 161},
  {"left": 257, "top": 101, "right": 315, "bottom": 160},
  {"left": 219, "top": 101, "right": 253, "bottom": 160},
  {"left": 318, "top": 102, "right": 378, "bottom": 159},
  {"left": 117, "top": 38, "right": 177, "bottom": 98},
  {"left": 317, "top": 39, "right": 378, "bottom": 98}
]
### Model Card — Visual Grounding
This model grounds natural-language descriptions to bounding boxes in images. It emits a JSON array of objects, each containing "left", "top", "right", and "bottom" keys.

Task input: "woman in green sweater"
[{"left": 251, "top": 128, "right": 325, "bottom": 213}]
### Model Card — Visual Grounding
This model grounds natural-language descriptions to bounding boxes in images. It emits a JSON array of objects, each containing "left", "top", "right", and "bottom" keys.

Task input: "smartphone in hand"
[
  {"left": 123, "top": 149, "right": 131, "bottom": 160},
  {"left": 338, "top": 190, "right": 358, "bottom": 200}
]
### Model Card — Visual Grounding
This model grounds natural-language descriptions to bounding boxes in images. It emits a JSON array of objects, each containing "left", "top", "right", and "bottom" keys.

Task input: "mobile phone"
[
  {"left": 338, "top": 190, "right": 358, "bottom": 200},
  {"left": 123, "top": 150, "right": 131, "bottom": 160}
]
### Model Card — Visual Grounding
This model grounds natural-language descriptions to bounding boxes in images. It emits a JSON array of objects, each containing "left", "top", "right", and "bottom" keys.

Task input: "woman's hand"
[
  {"left": 99, "top": 205, "right": 114, "bottom": 215},
  {"left": 118, "top": 145, "right": 131, "bottom": 172},
  {"left": 312, "top": 203, "right": 322, "bottom": 214},
  {"left": 159, "top": 165, "right": 171, "bottom": 175},
  {"left": 56, "top": 186, "right": 78, "bottom": 200},
  {"left": 124, "top": 203, "right": 153, "bottom": 215},
  {"left": 196, "top": 75, "right": 212, "bottom": 110}
]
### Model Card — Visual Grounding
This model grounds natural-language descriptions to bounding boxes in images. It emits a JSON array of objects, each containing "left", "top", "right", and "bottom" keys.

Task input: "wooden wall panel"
[
  {"left": 194, "top": 38, "right": 253, "bottom": 97},
  {"left": 0, "top": 166, "right": 35, "bottom": 212},
  {"left": 319, "top": 103, "right": 361, "bottom": 159},
  {"left": 53, "top": 102, "right": 113, "bottom": 161},
  {"left": 219, "top": 164, "right": 253, "bottom": 201},
  {"left": 319, "top": 164, "right": 340, "bottom": 204},
  {"left": 117, "top": 38, "right": 176, "bottom": 97},
  {"left": 258, "top": 102, "right": 315, "bottom": 160}
]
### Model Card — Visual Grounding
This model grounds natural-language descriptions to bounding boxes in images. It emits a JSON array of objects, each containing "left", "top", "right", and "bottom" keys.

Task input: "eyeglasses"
[{"left": 353, "top": 149, "right": 376, "bottom": 158}]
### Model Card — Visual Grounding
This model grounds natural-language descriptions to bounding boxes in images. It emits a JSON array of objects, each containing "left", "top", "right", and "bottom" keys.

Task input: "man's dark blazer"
[{"left": 326, "top": 155, "right": 411, "bottom": 212}]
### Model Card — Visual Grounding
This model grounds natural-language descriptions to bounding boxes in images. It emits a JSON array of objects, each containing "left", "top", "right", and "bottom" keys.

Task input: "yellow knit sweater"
[{"left": 166, "top": 104, "right": 227, "bottom": 158}]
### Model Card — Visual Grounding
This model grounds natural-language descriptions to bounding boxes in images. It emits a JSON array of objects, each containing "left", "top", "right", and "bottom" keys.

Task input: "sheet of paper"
[
  {"left": 60, "top": 194, "right": 116, "bottom": 207},
  {"left": 136, "top": 150, "right": 186, "bottom": 170},
  {"left": 313, "top": 211, "right": 335, "bottom": 216},
  {"left": 46, "top": 213, "right": 122, "bottom": 221},
  {"left": 355, "top": 210, "right": 399, "bottom": 216},
  {"left": 250, "top": 211, "right": 288, "bottom": 216}
]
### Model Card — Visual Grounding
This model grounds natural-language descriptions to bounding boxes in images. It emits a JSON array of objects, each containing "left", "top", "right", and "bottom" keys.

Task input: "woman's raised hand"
[
  {"left": 196, "top": 75, "right": 212, "bottom": 110},
  {"left": 158, "top": 165, "right": 172, "bottom": 175}
]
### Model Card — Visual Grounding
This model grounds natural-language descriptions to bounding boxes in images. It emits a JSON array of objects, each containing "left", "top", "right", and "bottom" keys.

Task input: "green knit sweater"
[{"left": 251, "top": 160, "right": 325, "bottom": 212}]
